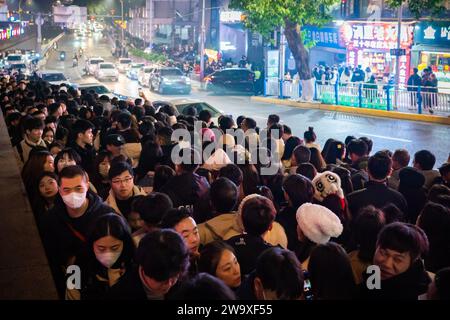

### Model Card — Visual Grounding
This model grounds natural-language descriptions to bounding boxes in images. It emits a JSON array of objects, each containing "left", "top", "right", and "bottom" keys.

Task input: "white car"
[
  {"left": 85, "top": 57, "right": 104, "bottom": 75},
  {"left": 169, "top": 99, "right": 223, "bottom": 125},
  {"left": 116, "top": 58, "right": 132, "bottom": 73},
  {"left": 137, "top": 66, "right": 155, "bottom": 87},
  {"left": 37, "top": 71, "right": 71, "bottom": 86},
  {"left": 75, "top": 82, "right": 129, "bottom": 100},
  {"left": 7, "top": 63, "right": 30, "bottom": 76},
  {"left": 95, "top": 62, "right": 119, "bottom": 81},
  {"left": 126, "top": 63, "right": 145, "bottom": 80},
  {"left": 5, "top": 54, "right": 24, "bottom": 66}
]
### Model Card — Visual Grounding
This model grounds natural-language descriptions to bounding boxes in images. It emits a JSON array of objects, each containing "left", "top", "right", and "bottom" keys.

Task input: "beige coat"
[
  {"left": 198, "top": 212, "right": 288, "bottom": 249},
  {"left": 105, "top": 185, "right": 147, "bottom": 216},
  {"left": 123, "top": 142, "right": 142, "bottom": 168},
  {"left": 20, "top": 136, "right": 47, "bottom": 163}
]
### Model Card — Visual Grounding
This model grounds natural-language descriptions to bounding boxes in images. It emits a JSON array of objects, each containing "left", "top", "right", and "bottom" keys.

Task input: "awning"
[{"left": 411, "top": 44, "right": 450, "bottom": 53}]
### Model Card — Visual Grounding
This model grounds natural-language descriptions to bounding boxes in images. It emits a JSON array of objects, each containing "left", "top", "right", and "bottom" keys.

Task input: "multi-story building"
[{"left": 127, "top": 0, "right": 201, "bottom": 49}]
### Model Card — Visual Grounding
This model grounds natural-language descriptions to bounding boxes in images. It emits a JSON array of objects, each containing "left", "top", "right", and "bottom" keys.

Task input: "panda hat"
[{"left": 312, "top": 171, "right": 344, "bottom": 202}]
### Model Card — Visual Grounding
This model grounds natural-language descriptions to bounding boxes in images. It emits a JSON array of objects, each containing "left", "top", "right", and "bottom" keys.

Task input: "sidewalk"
[{"left": 251, "top": 96, "right": 450, "bottom": 125}]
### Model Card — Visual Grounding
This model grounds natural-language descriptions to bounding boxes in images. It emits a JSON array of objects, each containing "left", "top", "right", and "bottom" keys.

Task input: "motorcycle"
[{"left": 73, "top": 58, "right": 78, "bottom": 67}]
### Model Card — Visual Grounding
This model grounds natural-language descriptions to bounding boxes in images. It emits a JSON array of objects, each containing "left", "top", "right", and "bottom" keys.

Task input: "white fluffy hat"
[{"left": 296, "top": 203, "right": 343, "bottom": 244}]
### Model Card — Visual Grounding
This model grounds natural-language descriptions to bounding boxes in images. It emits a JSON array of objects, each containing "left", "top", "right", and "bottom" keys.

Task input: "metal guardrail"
[
  {"left": 37, "top": 32, "right": 65, "bottom": 69},
  {"left": 265, "top": 78, "right": 450, "bottom": 115}
]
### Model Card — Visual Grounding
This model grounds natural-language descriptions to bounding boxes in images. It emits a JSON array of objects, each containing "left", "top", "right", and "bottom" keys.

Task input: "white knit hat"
[{"left": 296, "top": 203, "right": 343, "bottom": 244}]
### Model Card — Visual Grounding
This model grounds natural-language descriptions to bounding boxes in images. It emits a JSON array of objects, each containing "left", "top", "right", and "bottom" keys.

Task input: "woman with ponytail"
[{"left": 304, "top": 127, "right": 321, "bottom": 152}]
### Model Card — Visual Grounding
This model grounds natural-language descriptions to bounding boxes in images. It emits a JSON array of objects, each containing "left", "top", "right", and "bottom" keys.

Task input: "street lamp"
[
  {"left": 120, "top": 0, "right": 124, "bottom": 57},
  {"left": 394, "top": 3, "right": 403, "bottom": 109},
  {"left": 199, "top": 0, "right": 206, "bottom": 82}
]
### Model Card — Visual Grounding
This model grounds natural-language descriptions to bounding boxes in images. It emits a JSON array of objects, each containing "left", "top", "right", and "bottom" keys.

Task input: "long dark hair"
[
  {"left": 21, "top": 150, "right": 53, "bottom": 196},
  {"left": 199, "top": 241, "right": 236, "bottom": 277},
  {"left": 84, "top": 213, "right": 135, "bottom": 274},
  {"left": 308, "top": 242, "right": 356, "bottom": 300},
  {"left": 255, "top": 247, "right": 304, "bottom": 300}
]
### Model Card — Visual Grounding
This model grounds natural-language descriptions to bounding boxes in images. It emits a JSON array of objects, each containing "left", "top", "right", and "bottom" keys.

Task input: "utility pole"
[
  {"left": 199, "top": 0, "right": 206, "bottom": 81},
  {"left": 394, "top": 3, "right": 403, "bottom": 108},
  {"left": 120, "top": 0, "right": 125, "bottom": 57},
  {"left": 148, "top": 0, "right": 153, "bottom": 52},
  {"left": 279, "top": 26, "right": 286, "bottom": 99},
  {"left": 36, "top": 13, "right": 44, "bottom": 54}
]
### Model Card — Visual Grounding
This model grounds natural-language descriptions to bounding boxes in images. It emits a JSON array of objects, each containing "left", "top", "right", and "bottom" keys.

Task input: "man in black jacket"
[
  {"left": 41, "top": 166, "right": 114, "bottom": 298},
  {"left": 161, "top": 147, "right": 210, "bottom": 222},
  {"left": 226, "top": 195, "right": 275, "bottom": 275},
  {"left": 70, "top": 119, "right": 96, "bottom": 176},
  {"left": 348, "top": 151, "right": 407, "bottom": 220},
  {"left": 407, "top": 68, "right": 422, "bottom": 108}
]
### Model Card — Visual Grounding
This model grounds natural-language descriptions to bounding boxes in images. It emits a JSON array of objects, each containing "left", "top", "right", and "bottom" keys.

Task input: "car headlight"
[{"left": 185, "top": 77, "right": 191, "bottom": 84}]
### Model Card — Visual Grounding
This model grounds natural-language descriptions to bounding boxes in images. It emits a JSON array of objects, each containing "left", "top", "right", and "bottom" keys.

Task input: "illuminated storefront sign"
[
  {"left": 303, "top": 25, "right": 344, "bottom": 49},
  {"left": 0, "top": 25, "right": 24, "bottom": 41},
  {"left": 415, "top": 21, "right": 450, "bottom": 46},
  {"left": 341, "top": 22, "right": 414, "bottom": 88},
  {"left": 341, "top": 22, "right": 414, "bottom": 50},
  {"left": 220, "top": 11, "right": 244, "bottom": 24}
]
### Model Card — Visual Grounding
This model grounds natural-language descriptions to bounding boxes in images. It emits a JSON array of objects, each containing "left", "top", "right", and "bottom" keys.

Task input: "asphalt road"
[{"left": 44, "top": 33, "right": 450, "bottom": 167}]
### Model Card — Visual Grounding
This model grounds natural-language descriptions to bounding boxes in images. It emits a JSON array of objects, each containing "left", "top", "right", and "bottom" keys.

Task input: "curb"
[{"left": 251, "top": 96, "right": 450, "bottom": 125}]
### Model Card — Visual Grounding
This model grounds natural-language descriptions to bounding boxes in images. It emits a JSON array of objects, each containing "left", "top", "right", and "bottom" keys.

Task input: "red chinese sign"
[{"left": 341, "top": 22, "right": 414, "bottom": 88}]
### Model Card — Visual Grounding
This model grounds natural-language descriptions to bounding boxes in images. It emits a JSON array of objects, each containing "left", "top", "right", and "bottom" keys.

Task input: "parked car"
[
  {"left": 95, "top": 62, "right": 119, "bottom": 81},
  {"left": 75, "top": 82, "right": 129, "bottom": 100},
  {"left": 169, "top": 99, "right": 223, "bottom": 124},
  {"left": 37, "top": 70, "right": 72, "bottom": 86},
  {"left": 85, "top": 57, "right": 105, "bottom": 75},
  {"left": 126, "top": 63, "right": 145, "bottom": 80},
  {"left": 149, "top": 67, "right": 191, "bottom": 94},
  {"left": 116, "top": 58, "right": 132, "bottom": 73},
  {"left": 204, "top": 68, "right": 255, "bottom": 94},
  {"left": 138, "top": 66, "right": 155, "bottom": 87}
]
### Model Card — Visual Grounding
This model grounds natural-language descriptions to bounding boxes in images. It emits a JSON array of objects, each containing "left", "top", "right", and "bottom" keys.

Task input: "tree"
[
  {"left": 385, "top": 0, "right": 446, "bottom": 18},
  {"left": 230, "top": 0, "right": 338, "bottom": 100}
]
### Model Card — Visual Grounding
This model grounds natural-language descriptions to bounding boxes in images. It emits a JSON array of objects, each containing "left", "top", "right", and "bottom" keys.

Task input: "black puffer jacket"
[{"left": 359, "top": 260, "right": 431, "bottom": 300}]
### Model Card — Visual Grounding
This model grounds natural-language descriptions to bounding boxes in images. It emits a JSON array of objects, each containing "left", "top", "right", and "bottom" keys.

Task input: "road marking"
[{"left": 358, "top": 133, "right": 412, "bottom": 143}]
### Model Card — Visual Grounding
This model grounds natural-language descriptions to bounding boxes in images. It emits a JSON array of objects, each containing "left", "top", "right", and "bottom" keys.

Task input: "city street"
[{"left": 45, "top": 33, "right": 450, "bottom": 165}]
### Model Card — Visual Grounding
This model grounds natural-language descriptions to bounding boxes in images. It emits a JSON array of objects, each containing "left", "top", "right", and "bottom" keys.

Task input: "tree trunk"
[
  {"left": 284, "top": 20, "right": 312, "bottom": 80},
  {"left": 284, "top": 20, "right": 315, "bottom": 101}
]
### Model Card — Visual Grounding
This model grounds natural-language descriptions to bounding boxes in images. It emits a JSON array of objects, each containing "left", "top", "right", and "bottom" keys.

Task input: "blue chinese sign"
[
  {"left": 302, "top": 25, "right": 344, "bottom": 49},
  {"left": 415, "top": 21, "right": 450, "bottom": 46}
]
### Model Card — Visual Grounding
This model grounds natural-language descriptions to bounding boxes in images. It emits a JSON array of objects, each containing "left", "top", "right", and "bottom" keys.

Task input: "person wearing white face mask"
[
  {"left": 41, "top": 165, "right": 115, "bottom": 299},
  {"left": 66, "top": 214, "right": 135, "bottom": 300}
]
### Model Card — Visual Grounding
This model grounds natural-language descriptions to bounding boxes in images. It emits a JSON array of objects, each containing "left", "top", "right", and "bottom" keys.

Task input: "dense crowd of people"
[{"left": 1, "top": 70, "right": 450, "bottom": 300}]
